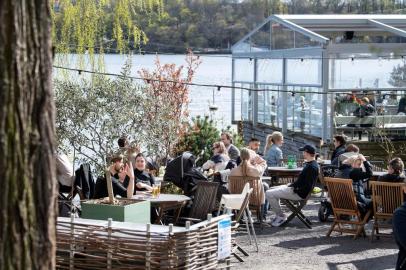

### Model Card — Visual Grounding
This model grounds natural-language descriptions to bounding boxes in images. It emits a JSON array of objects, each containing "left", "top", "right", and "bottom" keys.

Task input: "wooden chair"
[
  {"left": 179, "top": 181, "right": 219, "bottom": 224},
  {"left": 324, "top": 177, "right": 372, "bottom": 239},
  {"left": 370, "top": 181, "right": 405, "bottom": 240},
  {"left": 228, "top": 176, "right": 264, "bottom": 226}
]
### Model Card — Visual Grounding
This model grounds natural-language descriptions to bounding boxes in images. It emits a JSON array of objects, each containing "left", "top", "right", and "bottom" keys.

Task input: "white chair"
[{"left": 218, "top": 183, "right": 258, "bottom": 253}]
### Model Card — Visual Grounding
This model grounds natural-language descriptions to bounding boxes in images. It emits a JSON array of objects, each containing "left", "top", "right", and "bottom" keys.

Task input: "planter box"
[{"left": 81, "top": 199, "right": 150, "bottom": 223}]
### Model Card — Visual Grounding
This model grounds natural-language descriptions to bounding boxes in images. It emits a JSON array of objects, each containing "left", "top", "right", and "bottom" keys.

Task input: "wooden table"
[
  {"left": 267, "top": 167, "right": 303, "bottom": 185},
  {"left": 132, "top": 193, "right": 191, "bottom": 225}
]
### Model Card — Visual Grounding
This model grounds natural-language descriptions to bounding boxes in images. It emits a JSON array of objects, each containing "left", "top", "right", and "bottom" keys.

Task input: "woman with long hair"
[
  {"left": 202, "top": 141, "right": 230, "bottom": 172},
  {"left": 264, "top": 132, "right": 284, "bottom": 167}
]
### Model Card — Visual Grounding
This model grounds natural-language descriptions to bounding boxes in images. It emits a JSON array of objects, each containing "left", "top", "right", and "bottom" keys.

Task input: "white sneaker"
[{"left": 271, "top": 215, "right": 287, "bottom": 227}]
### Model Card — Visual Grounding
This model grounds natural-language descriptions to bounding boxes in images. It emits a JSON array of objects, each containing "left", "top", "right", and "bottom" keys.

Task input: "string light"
[{"left": 53, "top": 65, "right": 406, "bottom": 95}]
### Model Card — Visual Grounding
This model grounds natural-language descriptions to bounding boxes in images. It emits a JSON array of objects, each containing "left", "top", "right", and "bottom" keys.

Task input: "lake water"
[{"left": 56, "top": 53, "right": 404, "bottom": 128}]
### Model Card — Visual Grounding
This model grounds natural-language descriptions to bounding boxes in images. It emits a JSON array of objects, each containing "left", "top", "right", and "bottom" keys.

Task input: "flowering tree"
[{"left": 138, "top": 52, "right": 201, "bottom": 163}]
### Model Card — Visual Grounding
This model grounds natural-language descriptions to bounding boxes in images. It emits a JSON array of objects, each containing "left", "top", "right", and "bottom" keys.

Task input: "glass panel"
[
  {"left": 234, "top": 58, "right": 254, "bottom": 82},
  {"left": 233, "top": 84, "right": 242, "bottom": 122},
  {"left": 249, "top": 21, "right": 271, "bottom": 52},
  {"left": 329, "top": 58, "right": 406, "bottom": 89},
  {"left": 257, "top": 59, "right": 283, "bottom": 84},
  {"left": 318, "top": 31, "right": 406, "bottom": 44},
  {"left": 271, "top": 21, "right": 322, "bottom": 50},
  {"left": 287, "top": 86, "right": 323, "bottom": 137},
  {"left": 287, "top": 59, "right": 322, "bottom": 85},
  {"left": 241, "top": 84, "right": 253, "bottom": 121},
  {"left": 257, "top": 85, "right": 282, "bottom": 128}
]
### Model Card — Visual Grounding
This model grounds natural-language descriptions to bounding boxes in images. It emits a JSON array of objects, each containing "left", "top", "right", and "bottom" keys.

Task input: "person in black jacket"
[
  {"left": 266, "top": 145, "right": 319, "bottom": 227},
  {"left": 127, "top": 153, "right": 155, "bottom": 192},
  {"left": 348, "top": 154, "right": 372, "bottom": 209},
  {"left": 94, "top": 154, "right": 135, "bottom": 199},
  {"left": 379, "top": 157, "right": 405, "bottom": 183},
  {"left": 393, "top": 200, "right": 406, "bottom": 270},
  {"left": 331, "top": 135, "right": 346, "bottom": 166}
]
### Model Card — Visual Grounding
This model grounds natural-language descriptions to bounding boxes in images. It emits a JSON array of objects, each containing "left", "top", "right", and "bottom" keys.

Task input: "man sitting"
[
  {"left": 266, "top": 145, "right": 319, "bottom": 227},
  {"left": 94, "top": 153, "right": 135, "bottom": 199}
]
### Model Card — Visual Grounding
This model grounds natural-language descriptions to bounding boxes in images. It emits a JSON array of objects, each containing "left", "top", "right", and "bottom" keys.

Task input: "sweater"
[{"left": 289, "top": 160, "right": 319, "bottom": 199}]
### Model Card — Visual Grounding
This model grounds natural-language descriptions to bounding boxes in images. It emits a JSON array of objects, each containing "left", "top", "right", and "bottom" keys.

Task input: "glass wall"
[
  {"left": 286, "top": 59, "right": 322, "bottom": 85},
  {"left": 287, "top": 86, "right": 324, "bottom": 137},
  {"left": 329, "top": 57, "right": 406, "bottom": 89},
  {"left": 257, "top": 85, "right": 283, "bottom": 128},
  {"left": 234, "top": 58, "right": 255, "bottom": 82},
  {"left": 257, "top": 58, "right": 283, "bottom": 84}
]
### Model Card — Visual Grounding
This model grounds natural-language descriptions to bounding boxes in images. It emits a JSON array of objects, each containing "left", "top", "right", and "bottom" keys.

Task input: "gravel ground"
[{"left": 231, "top": 197, "right": 399, "bottom": 270}]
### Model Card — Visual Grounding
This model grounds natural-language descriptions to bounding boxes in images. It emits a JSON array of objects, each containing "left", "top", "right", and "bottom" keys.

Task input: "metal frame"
[{"left": 231, "top": 14, "right": 406, "bottom": 141}]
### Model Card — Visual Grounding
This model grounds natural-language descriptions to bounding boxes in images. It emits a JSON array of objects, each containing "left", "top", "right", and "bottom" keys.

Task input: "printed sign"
[{"left": 217, "top": 217, "right": 231, "bottom": 260}]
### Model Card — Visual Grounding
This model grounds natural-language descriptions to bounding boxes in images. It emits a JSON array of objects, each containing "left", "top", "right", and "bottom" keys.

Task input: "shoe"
[{"left": 271, "top": 215, "right": 287, "bottom": 227}]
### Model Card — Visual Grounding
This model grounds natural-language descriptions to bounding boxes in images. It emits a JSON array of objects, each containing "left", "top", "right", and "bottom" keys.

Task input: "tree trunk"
[{"left": 0, "top": 1, "right": 56, "bottom": 269}]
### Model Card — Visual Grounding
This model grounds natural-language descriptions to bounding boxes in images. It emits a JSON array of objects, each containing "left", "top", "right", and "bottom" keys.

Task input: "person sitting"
[
  {"left": 94, "top": 153, "right": 135, "bottom": 199},
  {"left": 393, "top": 181, "right": 406, "bottom": 270},
  {"left": 248, "top": 137, "right": 261, "bottom": 155},
  {"left": 354, "top": 97, "right": 375, "bottom": 117},
  {"left": 334, "top": 144, "right": 360, "bottom": 178},
  {"left": 230, "top": 148, "right": 267, "bottom": 178},
  {"left": 202, "top": 141, "right": 230, "bottom": 173},
  {"left": 128, "top": 153, "right": 155, "bottom": 192},
  {"left": 221, "top": 132, "right": 240, "bottom": 161},
  {"left": 264, "top": 131, "right": 284, "bottom": 167},
  {"left": 56, "top": 153, "right": 75, "bottom": 190},
  {"left": 266, "top": 145, "right": 319, "bottom": 227},
  {"left": 331, "top": 135, "right": 346, "bottom": 167},
  {"left": 378, "top": 157, "right": 406, "bottom": 183},
  {"left": 229, "top": 148, "right": 267, "bottom": 217},
  {"left": 348, "top": 154, "right": 373, "bottom": 212}
]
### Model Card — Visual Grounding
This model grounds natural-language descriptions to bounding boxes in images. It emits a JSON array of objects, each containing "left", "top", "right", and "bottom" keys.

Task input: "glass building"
[{"left": 231, "top": 15, "right": 406, "bottom": 142}]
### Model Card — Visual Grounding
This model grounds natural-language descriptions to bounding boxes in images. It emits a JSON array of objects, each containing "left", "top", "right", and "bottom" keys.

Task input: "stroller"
[
  {"left": 164, "top": 152, "right": 208, "bottom": 197},
  {"left": 317, "top": 164, "right": 337, "bottom": 222}
]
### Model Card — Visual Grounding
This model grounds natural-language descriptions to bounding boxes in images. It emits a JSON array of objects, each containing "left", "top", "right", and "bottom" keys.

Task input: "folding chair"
[
  {"left": 228, "top": 176, "right": 264, "bottom": 227},
  {"left": 280, "top": 195, "right": 312, "bottom": 229},
  {"left": 370, "top": 181, "right": 404, "bottom": 240},
  {"left": 324, "top": 177, "right": 372, "bottom": 239}
]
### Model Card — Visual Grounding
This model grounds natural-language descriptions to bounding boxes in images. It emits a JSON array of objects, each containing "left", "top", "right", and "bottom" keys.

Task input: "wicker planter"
[{"left": 81, "top": 199, "right": 150, "bottom": 223}]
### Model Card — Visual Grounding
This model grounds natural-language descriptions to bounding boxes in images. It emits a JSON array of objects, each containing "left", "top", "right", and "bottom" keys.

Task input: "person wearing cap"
[
  {"left": 266, "top": 144, "right": 319, "bottom": 227},
  {"left": 93, "top": 153, "right": 135, "bottom": 199}
]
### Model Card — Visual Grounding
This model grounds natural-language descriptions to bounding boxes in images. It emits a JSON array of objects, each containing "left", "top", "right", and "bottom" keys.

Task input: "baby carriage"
[
  {"left": 164, "top": 152, "right": 208, "bottom": 197},
  {"left": 317, "top": 165, "right": 338, "bottom": 222}
]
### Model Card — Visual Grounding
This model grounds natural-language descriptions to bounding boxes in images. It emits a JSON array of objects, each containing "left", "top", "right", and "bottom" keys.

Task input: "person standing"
[{"left": 221, "top": 132, "right": 240, "bottom": 161}]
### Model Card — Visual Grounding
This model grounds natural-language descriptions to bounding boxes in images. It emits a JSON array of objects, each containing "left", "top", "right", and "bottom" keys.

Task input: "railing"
[{"left": 56, "top": 214, "right": 232, "bottom": 270}]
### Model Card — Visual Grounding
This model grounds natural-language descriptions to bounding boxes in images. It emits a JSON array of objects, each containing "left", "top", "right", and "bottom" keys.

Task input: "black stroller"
[
  {"left": 318, "top": 165, "right": 337, "bottom": 222},
  {"left": 164, "top": 152, "right": 208, "bottom": 197}
]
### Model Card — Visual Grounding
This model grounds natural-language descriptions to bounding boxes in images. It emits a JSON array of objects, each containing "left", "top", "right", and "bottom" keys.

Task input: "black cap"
[{"left": 299, "top": 144, "right": 316, "bottom": 155}]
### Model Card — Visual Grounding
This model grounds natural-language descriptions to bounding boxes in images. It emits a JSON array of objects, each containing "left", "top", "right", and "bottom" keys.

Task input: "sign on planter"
[{"left": 218, "top": 217, "right": 231, "bottom": 260}]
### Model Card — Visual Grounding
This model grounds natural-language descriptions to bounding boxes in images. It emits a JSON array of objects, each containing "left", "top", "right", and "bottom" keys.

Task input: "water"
[{"left": 55, "top": 53, "right": 404, "bottom": 128}]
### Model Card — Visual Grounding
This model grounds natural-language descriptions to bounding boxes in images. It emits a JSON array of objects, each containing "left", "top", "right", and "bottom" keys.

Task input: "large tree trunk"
[{"left": 0, "top": 1, "right": 56, "bottom": 269}]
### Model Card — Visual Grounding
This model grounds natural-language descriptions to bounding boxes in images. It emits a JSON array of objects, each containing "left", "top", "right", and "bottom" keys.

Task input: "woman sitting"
[
  {"left": 229, "top": 148, "right": 267, "bottom": 214},
  {"left": 264, "top": 132, "right": 284, "bottom": 167},
  {"left": 126, "top": 153, "right": 155, "bottom": 192},
  {"left": 378, "top": 158, "right": 406, "bottom": 183},
  {"left": 348, "top": 154, "right": 373, "bottom": 210},
  {"left": 202, "top": 141, "right": 230, "bottom": 173}
]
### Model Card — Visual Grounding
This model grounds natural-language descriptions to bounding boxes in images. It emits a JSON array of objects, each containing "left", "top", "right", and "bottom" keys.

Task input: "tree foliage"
[{"left": 388, "top": 63, "right": 406, "bottom": 87}]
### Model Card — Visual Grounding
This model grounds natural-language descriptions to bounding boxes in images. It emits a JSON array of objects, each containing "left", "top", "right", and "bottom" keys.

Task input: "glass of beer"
[
  {"left": 156, "top": 183, "right": 161, "bottom": 196},
  {"left": 151, "top": 184, "right": 158, "bottom": 198}
]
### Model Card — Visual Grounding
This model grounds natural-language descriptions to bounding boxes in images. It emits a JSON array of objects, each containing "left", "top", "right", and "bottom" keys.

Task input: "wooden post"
[
  {"left": 107, "top": 218, "right": 113, "bottom": 270},
  {"left": 105, "top": 168, "right": 114, "bottom": 204},
  {"left": 69, "top": 214, "right": 75, "bottom": 270},
  {"left": 185, "top": 221, "right": 191, "bottom": 268},
  {"left": 145, "top": 223, "right": 151, "bottom": 270}
]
